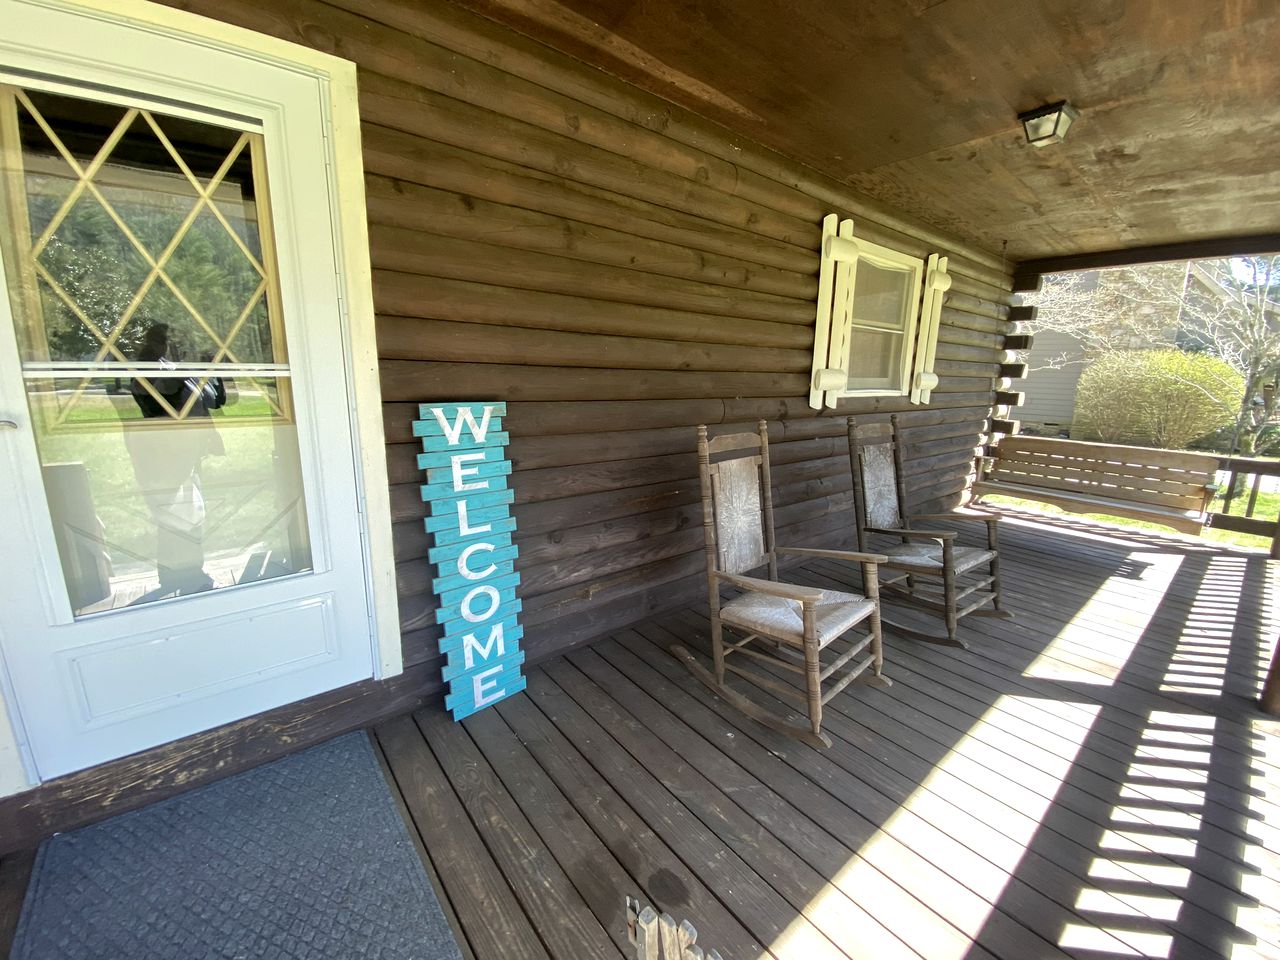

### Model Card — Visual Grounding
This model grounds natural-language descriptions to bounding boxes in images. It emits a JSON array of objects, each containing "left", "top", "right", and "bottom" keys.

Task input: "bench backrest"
[{"left": 985, "top": 436, "right": 1218, "bottom": 514}]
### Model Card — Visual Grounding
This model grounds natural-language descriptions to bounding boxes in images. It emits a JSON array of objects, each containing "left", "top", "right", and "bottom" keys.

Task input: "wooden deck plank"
[
  {"left": 640, "top": 614, "right": 1137, "bottom": 959},
  {"left": 370, "top": 513, "right": 1277, "bottom": 960},
  {"left": 798, "top": 561, "right": 1280, "bottom": 856},
  {"left": 545, "top": 653, "right": 921, "bottom": 960},
  {"left": 373, "top": 715, "right": 551, "bottom": 960},
  {"left": 460, "top": 705, "right": 651, "bottom": 951},
  {"left": 868, "top": 634, "right": 1279, "bottom": 896},
  {"left": 0, "top": 849, "right": 35, "bottom": 957},
  {"left": 987, "top": 543, "right": 1273, "bottom": 690},
  {"left": 662, "top": 621, "right": 1263, "bottom": 960},
  {"left": 368, "top": 732, "right": 478, "bottom": 960},
  {"left": 617, "top": 623, "right": 1071, "bottom": 960},
  {"left": 521, "top": 667, "right": 848, "bottom": 960},
  {"left": 670, "top": 602, "right": 1267, "bottom": 959},
  {"left": 808, "top": 544, "right": 1279, "bottom": 780},
  {"left": 589, "top": 634, "right": 1000, "bottom": 960},
  {"left": 413, "top": 709, "right": 625, "bottom": 959},
  {"left": 867, "top": 615, "right": 1280, "bottom": 871},
  {"left": 491, "top": 691, "right": 769, "bottom": 960},
  {"left": 792, "top": 550, "right": 1280, "bottom": 956},
  {"left": 810, "top": 540, "right": 1274, "bottom": 759}
]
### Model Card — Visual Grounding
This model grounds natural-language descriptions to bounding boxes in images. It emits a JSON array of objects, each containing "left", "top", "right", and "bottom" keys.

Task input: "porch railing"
[{"left": 1207, "top": 454, "right": 1280, "bottom": 558}]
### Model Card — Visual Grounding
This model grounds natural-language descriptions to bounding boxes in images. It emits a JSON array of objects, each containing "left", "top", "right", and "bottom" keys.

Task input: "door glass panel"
[{"left": 0, "top": 85, "right": 312, "bottom": 616}]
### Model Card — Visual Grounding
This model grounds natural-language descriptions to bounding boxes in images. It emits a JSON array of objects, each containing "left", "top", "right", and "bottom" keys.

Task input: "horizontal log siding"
[{"left": 164, "top": 0, "right": 1014, "bottom": 689}]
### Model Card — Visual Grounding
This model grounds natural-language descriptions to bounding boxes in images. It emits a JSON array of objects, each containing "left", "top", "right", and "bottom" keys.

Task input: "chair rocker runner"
[
  {"left": 676, "top": 421, "right": 890, "bottom": 750},
  {"left": 847, "top": 416, "right": 1011, "bottom": 648}
]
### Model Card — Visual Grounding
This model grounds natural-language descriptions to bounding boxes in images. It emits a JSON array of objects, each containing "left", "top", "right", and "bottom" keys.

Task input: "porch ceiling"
[{"left": 447, "top": 0, "right": 1280, "bottom": 263}]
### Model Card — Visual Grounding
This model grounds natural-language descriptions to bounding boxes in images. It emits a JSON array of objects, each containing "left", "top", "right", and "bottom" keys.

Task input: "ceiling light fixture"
[{"left": 1018, "top": 100, "right": 1079, "bottom": 147}]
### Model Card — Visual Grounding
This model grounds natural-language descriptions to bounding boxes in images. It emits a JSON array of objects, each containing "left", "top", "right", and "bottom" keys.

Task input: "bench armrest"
[
  {"left": 867, "top": 526, "right": 956, "bottom": 541},
  {"left": 714, "top": 572, "right": 824, "bottom": 603},
  {"left": 777, "top": 546, "right": 888, "bottom": 564}
]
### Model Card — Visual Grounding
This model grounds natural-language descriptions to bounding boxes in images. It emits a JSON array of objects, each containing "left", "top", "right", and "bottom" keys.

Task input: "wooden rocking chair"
[
  {"left": 847, "top": 415, "right": 1011, "bottom": 648},
  {"left": 674, "top": 421, "right": 890, "bottom": 749}
]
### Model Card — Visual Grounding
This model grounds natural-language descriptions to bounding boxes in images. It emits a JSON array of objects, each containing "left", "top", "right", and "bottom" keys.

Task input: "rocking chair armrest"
[
  {"left": 714, "top": 572, "right": 824, "bottom": 603},
  {"left": 909, "top": 510, "right": 1000, "bottom": 526},
  {"left": 776, "top": 546, "right": 889, "bottom": 564},
  {"left": 865, "top": 526, "right": 956, "bottom": 541}
]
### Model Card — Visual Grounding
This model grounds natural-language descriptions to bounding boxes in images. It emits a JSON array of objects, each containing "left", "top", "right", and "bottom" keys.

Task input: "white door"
[{"left": 0, "top": 4, "right": 378, "bottom": 779}]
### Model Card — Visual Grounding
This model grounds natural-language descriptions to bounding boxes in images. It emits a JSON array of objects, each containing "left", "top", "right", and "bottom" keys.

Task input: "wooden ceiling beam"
[{"left": 1012, "top": 233, "right": 1280, "bottom": 291}]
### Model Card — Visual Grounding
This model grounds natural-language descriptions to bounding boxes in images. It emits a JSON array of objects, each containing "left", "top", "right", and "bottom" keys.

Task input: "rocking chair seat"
[
  {"left": 720, "top": 588, "right": 875, "bottom": 648},
  {"left": 882, "top": 543, "right": 996, "bottom": 575}
]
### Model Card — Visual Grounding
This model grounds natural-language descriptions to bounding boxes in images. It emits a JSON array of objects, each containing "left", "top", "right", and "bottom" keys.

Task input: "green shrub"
[{"left": 1071, "top": 349, "right": 1243, "bottom": 449}]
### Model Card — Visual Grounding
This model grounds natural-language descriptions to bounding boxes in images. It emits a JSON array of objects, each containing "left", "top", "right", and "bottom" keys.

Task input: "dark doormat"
[{"left": 11, "top": 732, "right": 465, "bottom": 960}]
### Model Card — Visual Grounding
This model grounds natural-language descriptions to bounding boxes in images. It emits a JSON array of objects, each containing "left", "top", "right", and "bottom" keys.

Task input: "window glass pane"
[
  {"left": 1, "top": 85, "right": 311, "bottom": 616},
  {"left": 28, "top": 375, "right": 312, "bottom": 615},
  {"left": 9, "top": 88, "right": 279, "bottom": 366},
  {"left": 852, "top": 258, "right": 913, "bottom": 330},
  {"left": 846, "top": 328, "right": 902, "bottom": 387}
]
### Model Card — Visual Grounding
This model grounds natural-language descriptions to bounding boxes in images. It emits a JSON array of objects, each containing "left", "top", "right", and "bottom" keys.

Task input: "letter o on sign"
[{"left": 461, "top": 584, "right": 501, "bottom": 623}]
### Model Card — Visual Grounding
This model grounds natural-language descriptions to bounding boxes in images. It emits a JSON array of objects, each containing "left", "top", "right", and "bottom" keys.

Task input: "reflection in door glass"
[{"left": 0, "top": 85, "right": 312, "bottom": 615}]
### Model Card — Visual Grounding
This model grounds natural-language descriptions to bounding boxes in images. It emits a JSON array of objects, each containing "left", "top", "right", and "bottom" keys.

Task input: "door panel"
[{"left": 0, "top": 23, "right": 376, "bottom": 780}]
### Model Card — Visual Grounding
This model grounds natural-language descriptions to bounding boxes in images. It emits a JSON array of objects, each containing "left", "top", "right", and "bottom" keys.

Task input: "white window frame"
[{"left": 808, "top": 214, "right": 950, "bottom": 409}]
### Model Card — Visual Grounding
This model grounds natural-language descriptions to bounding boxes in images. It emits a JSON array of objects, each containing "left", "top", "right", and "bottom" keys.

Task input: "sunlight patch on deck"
[
  {"left": 1022, "top": 551, "right": 1182, "bottom": 684},
  {"left": 1058, "top": 923, "right": 1169, "bottom": 956},
  {"left": 781, "top": 695, "right": 1102, "bottom": 960}
]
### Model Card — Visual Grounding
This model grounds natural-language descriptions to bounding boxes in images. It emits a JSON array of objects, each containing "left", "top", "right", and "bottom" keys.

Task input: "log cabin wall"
[{"left": 164, "top": 0, "right": 1017, "bottom": 691}]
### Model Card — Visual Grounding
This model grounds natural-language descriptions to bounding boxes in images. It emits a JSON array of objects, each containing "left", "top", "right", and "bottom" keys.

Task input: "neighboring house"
[
  {"left": 1016, "top": 328, "right": 1088, "bottom": 435},
  {"left": 0, "top": 0, "right": 1276, "bottom": 847}
]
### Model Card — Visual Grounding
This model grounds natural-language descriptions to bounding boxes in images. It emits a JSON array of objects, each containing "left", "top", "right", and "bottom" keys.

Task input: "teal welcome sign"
[{"left": 414, "top": 402, "right": 525, "bottom": 720}]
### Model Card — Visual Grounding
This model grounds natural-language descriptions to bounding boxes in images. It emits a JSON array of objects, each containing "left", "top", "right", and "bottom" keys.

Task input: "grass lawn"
[{"left": 983, "top": 491, "right": 1277, "bottom": 551}]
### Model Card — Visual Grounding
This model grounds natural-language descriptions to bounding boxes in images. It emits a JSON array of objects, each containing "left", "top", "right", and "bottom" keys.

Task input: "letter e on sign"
[
  {"left": 451, "top": 452, "right": 489, "bottom": 492},
  {"left": 473, "top": 665, "right": 506, "bottom": 707}
]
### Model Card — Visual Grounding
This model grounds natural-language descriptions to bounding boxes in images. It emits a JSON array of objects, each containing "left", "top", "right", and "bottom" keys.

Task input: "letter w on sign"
[{"left": 414, "top": 402, "right": 525, "bottom": 720}]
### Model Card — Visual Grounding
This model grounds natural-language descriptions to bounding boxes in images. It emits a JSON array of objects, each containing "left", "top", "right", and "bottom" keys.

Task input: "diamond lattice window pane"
[
  {"left": 168, "top": 207, "right": 267, "bottom": 360},
  {"left": 130, "top": 281, "right": 221, "bottom": 362},
  {"left": 37, "top": 192, "right": 153, "bottom": 360},
  {"left": 97, "top": 155, "right": 200, "bottom": 260}
]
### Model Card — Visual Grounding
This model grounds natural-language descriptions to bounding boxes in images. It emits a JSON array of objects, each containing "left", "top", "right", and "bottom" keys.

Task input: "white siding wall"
[{"left": 1019, "top": 328, "right": 1087, "bottom": 433}]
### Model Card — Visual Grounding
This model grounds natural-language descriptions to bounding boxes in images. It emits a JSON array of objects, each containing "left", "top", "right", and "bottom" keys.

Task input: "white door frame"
[{"left": 0, "top": 0, "right": 400, "bottom": 793}]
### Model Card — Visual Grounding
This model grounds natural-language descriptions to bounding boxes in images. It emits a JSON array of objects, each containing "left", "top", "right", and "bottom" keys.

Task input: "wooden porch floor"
[{"left": 375, "top": 512, "right": 1280, "bottom": 960}]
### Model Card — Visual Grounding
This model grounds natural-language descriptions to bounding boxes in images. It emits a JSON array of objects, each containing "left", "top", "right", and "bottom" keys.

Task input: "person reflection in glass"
[{"left": 126, "top": 322, "right": 226, "bottom": 596}]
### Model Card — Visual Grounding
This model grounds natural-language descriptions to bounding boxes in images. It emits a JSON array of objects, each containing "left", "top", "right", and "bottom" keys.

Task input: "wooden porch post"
[{"left": 1263, "top": 634, "right": 1280, "bottom": 716}]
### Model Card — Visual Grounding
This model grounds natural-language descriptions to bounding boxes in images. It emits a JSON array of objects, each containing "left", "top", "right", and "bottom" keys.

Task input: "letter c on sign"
[
  {"left": 457, "top": 542, "right": 497, "bottom": 581},
  {"left": 461, "top": 584, "right": 501, "bottom": 623}
]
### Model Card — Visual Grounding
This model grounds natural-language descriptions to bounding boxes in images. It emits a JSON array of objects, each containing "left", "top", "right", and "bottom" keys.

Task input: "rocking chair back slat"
[
  {"left": 859, "top": 442, "right": 902, "bottom": 530},
  {"left": 711, "top": 456, "right": 768, "bottom": 574},
  {"left": 706, "top": 431, "right": 764, "bottom": 455}
]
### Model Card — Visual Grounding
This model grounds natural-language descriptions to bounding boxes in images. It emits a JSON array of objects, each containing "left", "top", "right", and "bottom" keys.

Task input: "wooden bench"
[{"left": 971, "top": 435, "right": 1219, "bottom": 534}]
